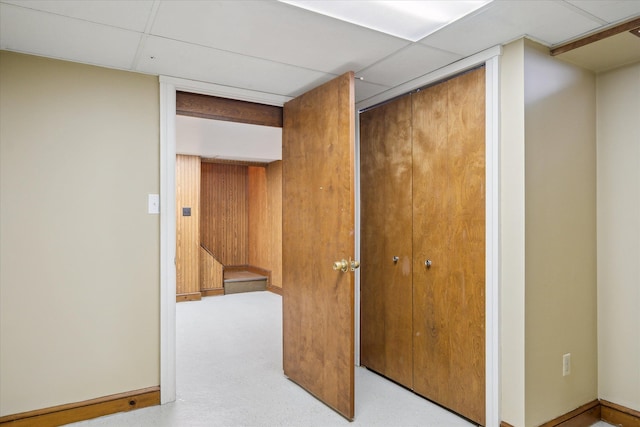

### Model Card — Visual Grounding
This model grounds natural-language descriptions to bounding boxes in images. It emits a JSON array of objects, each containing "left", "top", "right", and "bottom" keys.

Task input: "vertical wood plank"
[
  {"left": 246, "top": 163, "right": 283, "bottom": 289},
  {"left": 199, "top": 246, "right": 224, "bottom": 291},
  {"left": 248, "top": 166, "right": 268, "bottom": 268},
  {"left": 175, "top": 154, "right": 201, "bottom": 296},
  {"left": 201, "top": 163, "right": 248, "bottom": 266},
  {"left": 267, "top": 161, "right": 283, "bottom": 288}
]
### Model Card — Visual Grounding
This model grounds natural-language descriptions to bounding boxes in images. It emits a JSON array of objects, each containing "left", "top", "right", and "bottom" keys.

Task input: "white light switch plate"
[{"left": 148, "top": 194, "right": 160, "bottom": 214}]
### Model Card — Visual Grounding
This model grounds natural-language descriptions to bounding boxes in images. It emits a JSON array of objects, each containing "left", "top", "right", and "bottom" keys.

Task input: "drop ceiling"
[{"left": 1, "top": 0, "right": 639, "bottom": 161}]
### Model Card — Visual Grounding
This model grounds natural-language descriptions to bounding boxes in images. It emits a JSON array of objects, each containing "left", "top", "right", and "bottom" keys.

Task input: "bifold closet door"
[
  {"left": 412, "top": 67, "right": 486, "bottom": 425},
  {"left": 360, "top": 94, "right": 413, "bottom": 388}
]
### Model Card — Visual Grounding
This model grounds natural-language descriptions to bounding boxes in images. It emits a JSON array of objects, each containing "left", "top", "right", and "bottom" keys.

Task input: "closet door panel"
[
  {"left": 412, "top": 67, "right": 486, "bottom": 425},
  {"left": 412, "top": 81, "right": 452, "bottom": 404},
  {"left": 360, "top": 95, "right": 413, "bottom": 388},
  {"left": 381, "top": 95, "right": 413, "bottom": 387},
  {"left": 360, "top": 105, "right": 388, "bottom": 375},
  {"left": 446, "top": 68, "right": 486, "bottom": 424}
]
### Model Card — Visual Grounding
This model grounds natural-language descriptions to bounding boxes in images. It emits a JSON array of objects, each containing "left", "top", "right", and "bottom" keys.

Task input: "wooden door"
[
  {"left": 282, "top": 72, "right": 356, "bottom": 420},
  {"left": 360, "top": 95, "right": 414, "bottom": 388},
  {"left": 412, "top": 67, "right": 486, "bottom": 425}
]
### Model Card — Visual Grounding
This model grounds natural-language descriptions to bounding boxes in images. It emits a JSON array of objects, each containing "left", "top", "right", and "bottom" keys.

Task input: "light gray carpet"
[{"left": 69, "top": 292, "right": 612, "bottom": 426}]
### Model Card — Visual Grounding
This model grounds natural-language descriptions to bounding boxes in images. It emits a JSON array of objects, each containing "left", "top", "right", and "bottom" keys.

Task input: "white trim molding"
[
  {"left": 159, "top": 76, "right": 287, "bottom": 405},
  {"left": 159, "top": 81, "right": 177, "bottom": 405},
  {"left": 159, "top": 76, "right": 291, "bottom": 107},
  {"left": 485, "top": 53, "right": 501, "bottom": 427}
]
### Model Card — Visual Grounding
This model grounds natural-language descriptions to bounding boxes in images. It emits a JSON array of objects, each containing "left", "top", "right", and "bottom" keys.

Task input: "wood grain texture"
[
  {"left": 539, "top": 400, "right": 600, "bottom": 427},
  {"left": 176, "top": 91, "right": 283, "bottom": 127},
  {"left": 266, "top": 284, "right": 283, "bottom": 295},
  {"left": 201, "top": 289, "right": 224, "bottom": 297},
  {"left": 282, "top": 72, "right": 355, "bottom": 420},
  {"left": 201, "top": 162, "right": 248, "bottom": 266},
  {"left": 0, "top": 387, "right": 159, "bottom": 426},
  {"left": 247, "top": 164, "right": 282, "bottom": 289},
  {"left": 176, "top": 292, "right": 201, "bottom": 302},
  {"left": 248, "top": 166, "right": 269, "bottom": 271},
  {"left": 200, "top": 245, "right": 224, "bottom": 291},
  {"left": 412, "top": 67, "right": 486, "bottom": 425},
  {"left": 601, "top": 400, "right": 640, "bottom": 427},
  {"left": 360, "top": 93, "right": 414, "bottom": 388},
  {"left": 267, "top": 161, "right": 283, "bottom": 289},
  {"left": 176, "top": 154, "right": 201, "bottom": 296}
]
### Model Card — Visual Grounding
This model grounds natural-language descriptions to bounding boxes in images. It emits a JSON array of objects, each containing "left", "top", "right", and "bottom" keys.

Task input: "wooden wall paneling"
[
  {"left": 267, "top": 161, "right": 283, "bottom": 289},
  {"left": 412, "top": 67, "right": 486, "bottom": 425},
  {"left": 360, "top": 94, "right": 413, "bottom": 388},
  {"left": 176, "top": 91, "right": 283, "bottom": 127},
  {"left": 248, "top": 166, "right": 269, "bottom": 269},
  {"left": 175, "top": 154, "right": 201, "bottom": 300},
  {"left": 199, "top": 245, "right": 224, "bottom": 293},
  {"left": 201, "top": 163, "right": 248, "bottom": 266}
]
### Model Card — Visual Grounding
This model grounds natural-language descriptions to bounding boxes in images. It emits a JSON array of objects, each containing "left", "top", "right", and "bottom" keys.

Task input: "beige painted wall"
[
  {"left": 596, "top": 62, "right": 640, "bottom": 411},
  {"left": 500, "top": 38, "right": 527, "bottom": 427},
  {"left": 500, "top": 39, "right": 598, "bottom": 426},
  {"left": 523, "top": 40, "right": 597, "bottom": 426},
  {"left": 0, "top": 52, "right": 160, "bottom": 416}
]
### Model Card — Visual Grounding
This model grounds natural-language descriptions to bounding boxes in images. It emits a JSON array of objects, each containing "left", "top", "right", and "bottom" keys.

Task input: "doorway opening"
[
  {"left": 159, "top": 49, "right": 500, "bottom": 424},
  {"left": 174, "top": 93, "right": 284, "bottom": 302}
]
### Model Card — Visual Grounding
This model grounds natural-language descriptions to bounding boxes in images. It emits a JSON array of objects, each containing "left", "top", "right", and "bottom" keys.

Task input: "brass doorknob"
[
  {"left": 333, "top": 259, "right": 349, "bottom": 272},
  {"left": 333, "top": 259, "right": 360, "bottom": 273}
]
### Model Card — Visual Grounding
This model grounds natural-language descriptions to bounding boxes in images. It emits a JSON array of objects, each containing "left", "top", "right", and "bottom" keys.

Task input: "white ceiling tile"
[
  {"left": 421, "top": 0, "right": 602, "bottom": 56},
  {"left": 1, "top": 0, "right": 154, "bottom": 31},
  {"left": 137, "top": 36, "right": 334, "bottom": 97},
  {"left": 0, "top": 3, "right": 141, "bottom": 69},
  {"left": 566, "top": 1, "right": 640, "bottom": 24},
  {"left": 357, "top": 44, "right": 462, "bottom": 87},
  {"left": 355, "top": 79, "right": 391, "bottom": 104},
  {"left": 150, "top": 0, "right": 410, "bottom": 74}
]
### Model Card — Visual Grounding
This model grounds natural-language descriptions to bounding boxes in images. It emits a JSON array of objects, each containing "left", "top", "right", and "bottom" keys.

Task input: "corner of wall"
[
  {"left": 499, "top": 38, "right": 527, "bottom": 427},
  {"left": 523, "top": 38, "right": 598, "bottom": 427}
]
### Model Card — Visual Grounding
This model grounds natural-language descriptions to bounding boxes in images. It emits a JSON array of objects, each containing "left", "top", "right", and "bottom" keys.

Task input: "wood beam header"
[{"left": 176, "top": 91, "right": 283, "bottom": 127}]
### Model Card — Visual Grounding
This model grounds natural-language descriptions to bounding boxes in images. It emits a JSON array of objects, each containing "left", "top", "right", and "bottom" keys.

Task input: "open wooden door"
[{"left": 282, "top": 72, "right": 356, "bottom": 420}]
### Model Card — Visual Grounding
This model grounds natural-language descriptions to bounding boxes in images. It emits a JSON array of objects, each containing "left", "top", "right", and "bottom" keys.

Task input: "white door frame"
[
  {"left": 158, "top": 77, "right": 290, "bottom": 405},
  {"left": 160, "top": 44, "right": 501, "bottom": 425}
]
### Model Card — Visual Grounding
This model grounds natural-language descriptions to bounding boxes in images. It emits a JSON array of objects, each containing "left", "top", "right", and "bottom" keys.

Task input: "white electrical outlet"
[
  {"left": 148, "top": 194, "right": 160, "bottom": 214},
  {"left": 563, "top": 353, "right": 571, "bottom": 376}
]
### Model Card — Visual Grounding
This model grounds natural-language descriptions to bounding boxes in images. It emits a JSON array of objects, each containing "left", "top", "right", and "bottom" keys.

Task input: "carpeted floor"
[{"left": 69, "top": 292, "right": 613, "bottom": 427}]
